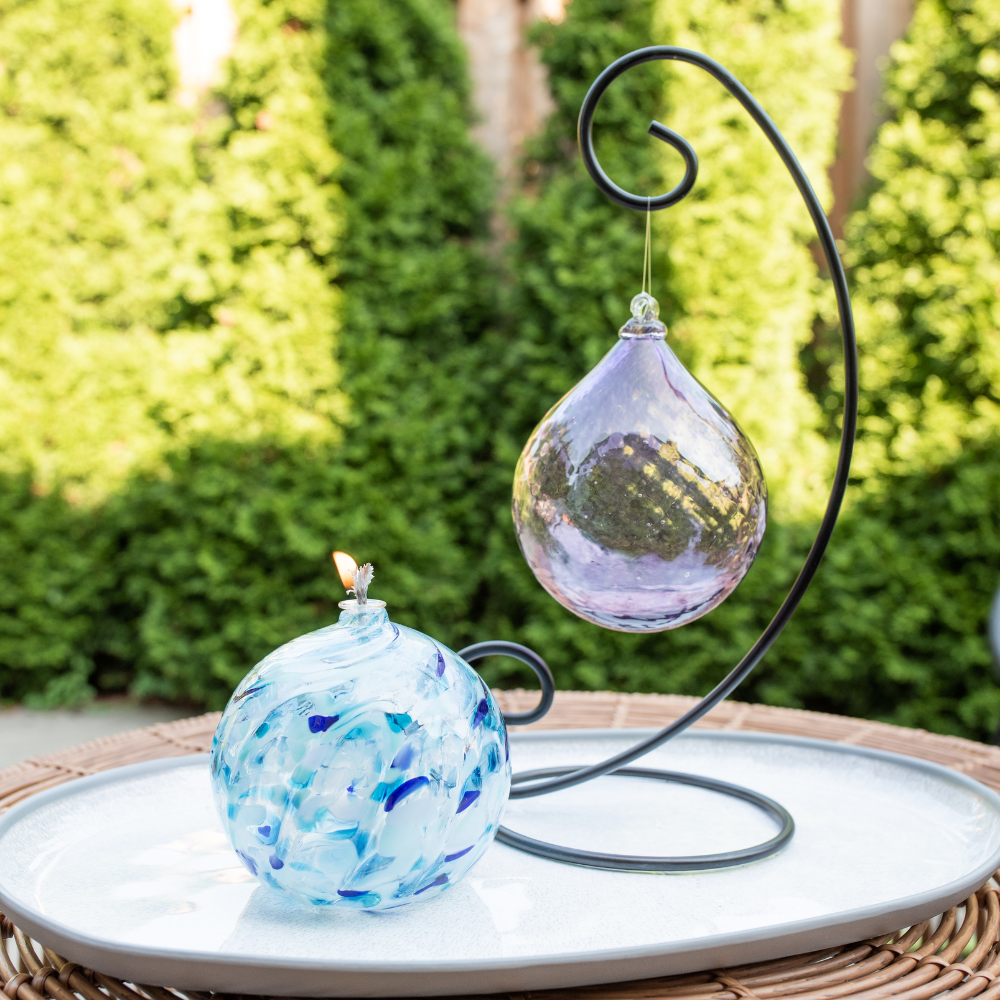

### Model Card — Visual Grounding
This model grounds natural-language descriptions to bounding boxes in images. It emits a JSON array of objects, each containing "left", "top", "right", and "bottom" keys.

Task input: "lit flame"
[{"left": 332, "top": 551, "right": 358, "bottom": 590}]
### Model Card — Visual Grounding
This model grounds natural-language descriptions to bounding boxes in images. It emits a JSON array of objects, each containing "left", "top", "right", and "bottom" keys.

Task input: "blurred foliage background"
[{"left": 0, "top": 0, "right": 998, "bottom": 740}]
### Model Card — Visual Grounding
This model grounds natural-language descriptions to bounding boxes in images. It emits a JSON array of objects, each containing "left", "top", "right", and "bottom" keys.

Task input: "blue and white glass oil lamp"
[{"left": 211, "top": 557, "right": 510, "bottom": 909}]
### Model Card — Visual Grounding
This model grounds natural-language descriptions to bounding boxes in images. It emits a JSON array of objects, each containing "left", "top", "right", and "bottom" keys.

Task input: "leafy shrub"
[
  {"left": 0, "top": 0, "right": 343, "bottom": 499},
  {"left": 111, "top": 440, "right": 487, "bottom": 708},
  {"left": 767, "top": 451, "right": 1000, "bottom": 736},
  {"left": 0, "top": 0, "right": 497, "bottom": 707},
  {"left": 109, "top": 0, "right": 500, "bottom": 709},
  {"left": 1, "top": 0, "right": 999, "bottom": 744},
  {"left": 0, "top": 474, "right": 120, "bottom": 706},
  {"left": 817, "top": 0, "right": 1000, "bottom": 736},
  {"left": 845, "top": 0, "right": 1000, "bottom": 479}
]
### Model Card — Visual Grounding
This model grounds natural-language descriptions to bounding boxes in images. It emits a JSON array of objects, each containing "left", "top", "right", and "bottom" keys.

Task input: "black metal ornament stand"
[{"left": 459, "top": 47, "right": 859, "bottom": 872}]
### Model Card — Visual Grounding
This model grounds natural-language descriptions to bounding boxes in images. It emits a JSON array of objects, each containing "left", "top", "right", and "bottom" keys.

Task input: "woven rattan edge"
[
  {"left": 2, "top": 694, "right": 1000, "bottom": 1000},
  {"left": 5, "top": 696, "right": 1000, "bottom": 815}
]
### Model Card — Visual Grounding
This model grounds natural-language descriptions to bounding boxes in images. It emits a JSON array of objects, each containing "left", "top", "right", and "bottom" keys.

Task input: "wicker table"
[{"left": 3, "top": 691, "right": 1000, "bottom": 1000}]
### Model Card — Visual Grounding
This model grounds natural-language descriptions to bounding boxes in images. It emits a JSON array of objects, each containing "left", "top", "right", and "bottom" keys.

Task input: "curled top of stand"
[{"left": 577, "top": 48, "right": 699, "bottom": 211}]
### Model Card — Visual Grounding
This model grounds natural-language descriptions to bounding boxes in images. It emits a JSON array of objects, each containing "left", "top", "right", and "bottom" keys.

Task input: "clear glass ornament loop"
[{"left": 620, "top": 291, "right": 667, "bottom": 339}]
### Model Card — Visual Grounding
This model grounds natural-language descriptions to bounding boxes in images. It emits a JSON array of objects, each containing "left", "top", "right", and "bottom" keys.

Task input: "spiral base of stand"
[
  {"left": 498, "top": 766, "right": 794, "bottom": 872},
  {"left": 459, "top": 643, "right": 795, "bottom": 872}
]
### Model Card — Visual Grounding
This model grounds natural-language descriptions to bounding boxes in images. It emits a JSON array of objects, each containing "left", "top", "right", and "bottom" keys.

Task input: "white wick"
[{"left": 348, "top": 563, "right": 374, "bottom": 604}]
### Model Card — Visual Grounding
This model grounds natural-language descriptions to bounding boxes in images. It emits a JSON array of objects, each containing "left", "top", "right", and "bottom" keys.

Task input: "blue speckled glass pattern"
[{"left": 211, "top": 604, "right": 510, "bottom": 910}]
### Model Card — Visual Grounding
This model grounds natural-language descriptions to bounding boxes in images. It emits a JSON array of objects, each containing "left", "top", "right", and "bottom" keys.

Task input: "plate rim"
[{"left": 1, "top": 728, "right": 998, "bottom": 982}]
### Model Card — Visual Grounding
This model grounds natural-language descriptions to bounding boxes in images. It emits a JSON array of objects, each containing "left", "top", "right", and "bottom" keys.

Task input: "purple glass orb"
[{"left": 512, "top": 292, "right": 766, "bottom": 632}]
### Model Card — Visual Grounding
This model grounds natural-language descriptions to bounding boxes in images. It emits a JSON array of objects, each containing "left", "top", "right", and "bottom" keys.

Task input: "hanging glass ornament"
[
  {"left": 513, "top": 291, "right": 766, "bottom": 632},
  {"left": 211, "top": 561, "right": 510, "bottom": 909}
]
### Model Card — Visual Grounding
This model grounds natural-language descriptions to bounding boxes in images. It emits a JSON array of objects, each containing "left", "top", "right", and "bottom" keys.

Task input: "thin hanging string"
[{"left": 641, "top": 197, "right": 652, "bottom": 294}]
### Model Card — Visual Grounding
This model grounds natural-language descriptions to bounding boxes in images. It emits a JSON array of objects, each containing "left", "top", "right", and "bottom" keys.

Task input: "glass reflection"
[{"left": 512, "top": 293, "right": 766, "bottom": 632}]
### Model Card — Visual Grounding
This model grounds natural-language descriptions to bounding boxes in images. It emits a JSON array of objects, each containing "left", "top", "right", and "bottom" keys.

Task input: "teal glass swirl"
[{"left": 211, "top": 601, "right": 510, "bottom": 909}]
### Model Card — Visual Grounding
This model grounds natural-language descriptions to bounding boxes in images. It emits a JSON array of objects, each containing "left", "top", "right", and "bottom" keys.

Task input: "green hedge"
[
  {"left": 0, "top": 0, "right": 343, "bottom": 499},
  {"left": 846, "top": 0, "right": 1000, "bottom": 477},
  {"left": 0, "top": 0, "right": 497, "bottom": 708},
  {"left": 1, "top": 0, "right": 999, "bottom": 742}
]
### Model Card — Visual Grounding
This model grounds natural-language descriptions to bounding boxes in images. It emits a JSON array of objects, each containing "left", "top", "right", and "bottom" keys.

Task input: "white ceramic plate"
[{"left": 1, "top": 729, "right": 999, "bottom": 998}]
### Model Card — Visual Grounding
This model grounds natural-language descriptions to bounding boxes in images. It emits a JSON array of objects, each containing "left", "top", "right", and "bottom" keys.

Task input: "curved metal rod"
[
  {"left": 459, "top": 640, "right": 555, "bottom": 726},
  {"left": 578, "top": 69, "right": 699, "bottom": 209},
  {"left": 497, "top": 766, "right": 794, "bottom": 871},
  {"left": 508, "top": 46, "right": 859, "bottom": 800}
]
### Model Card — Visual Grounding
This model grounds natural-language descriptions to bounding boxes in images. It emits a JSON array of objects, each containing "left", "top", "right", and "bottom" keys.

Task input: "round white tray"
[{"left": 1, "top": 729, "right": 999, "bottom": 997}]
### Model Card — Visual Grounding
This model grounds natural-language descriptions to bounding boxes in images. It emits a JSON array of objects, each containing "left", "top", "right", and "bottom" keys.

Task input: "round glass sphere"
[
  {"left": 211, "top": 601, "right": 510, "bottom": 909},
  {"left": 513, "top": 293, "right": 766, "bottom": 632}
]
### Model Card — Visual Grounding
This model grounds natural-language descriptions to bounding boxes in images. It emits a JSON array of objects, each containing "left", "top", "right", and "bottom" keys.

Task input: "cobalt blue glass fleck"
[{"left": 211, "top": 600, "right": 510, "bottom": 910}]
